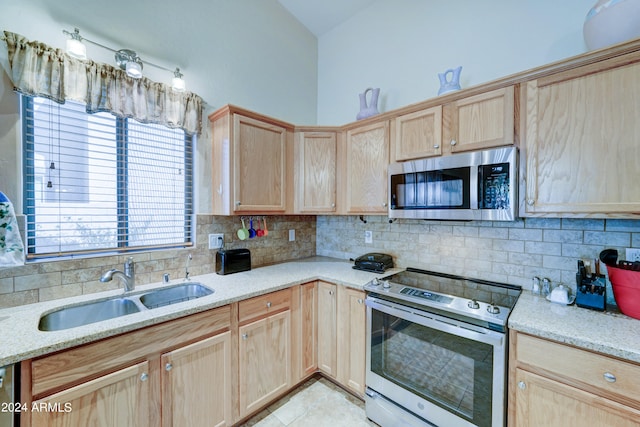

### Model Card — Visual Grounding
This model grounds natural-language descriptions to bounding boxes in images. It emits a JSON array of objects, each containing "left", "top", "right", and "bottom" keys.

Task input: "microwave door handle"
[{"left": 471, "top": 165, "right": 479, "bottom": 209}]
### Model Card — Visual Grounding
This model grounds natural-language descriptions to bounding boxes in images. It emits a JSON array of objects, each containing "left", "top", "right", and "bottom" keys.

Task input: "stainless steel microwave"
[{"left": 388, "top": 146, "right": 517, "bottom": 221}]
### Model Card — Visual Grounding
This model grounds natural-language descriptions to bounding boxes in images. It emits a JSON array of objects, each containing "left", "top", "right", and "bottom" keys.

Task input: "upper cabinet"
[
  {"left": 391, "top": 86, "right": 514, "bottom": 162},
  {"left": 522, "top": 52, "right": 640, "bottom": 217},
  {"left": 391, "top": 106, "right": 443, "bottom": 161},
  {"left": 343, "top": 120, "right": 390, "bottom": 214},
  {"left": 444, "top": 86, "right": 515, "bottom": 153},
  {"left": 294, "top": 130, "right": 338, "bottom": 213},
  {"left": 210, "top": 106, "right": 293, "bottom": 215}
]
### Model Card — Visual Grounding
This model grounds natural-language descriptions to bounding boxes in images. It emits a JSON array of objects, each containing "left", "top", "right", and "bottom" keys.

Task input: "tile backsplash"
[
  {"left": 0, "top": 215, "right": 315, "bottom": 309},
  {"left": 316, "top": 216, "right": 640, "bottom": 295},
  {"left": 2, "top": 213, "right": 639, "bottom": 309}
]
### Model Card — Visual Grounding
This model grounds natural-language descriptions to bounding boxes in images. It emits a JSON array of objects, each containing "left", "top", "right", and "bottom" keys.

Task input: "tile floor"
[{"left": 239, "top": 375, "right": 379, "bottom": 427}]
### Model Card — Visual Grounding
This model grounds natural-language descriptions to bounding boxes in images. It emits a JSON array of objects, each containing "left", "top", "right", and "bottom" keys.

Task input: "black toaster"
[
  {"left": 353, "top": 253, "right": 394, "bottom": 273},
  {"left": 216, "top": 249, "right": 251, "bottom": 275}
]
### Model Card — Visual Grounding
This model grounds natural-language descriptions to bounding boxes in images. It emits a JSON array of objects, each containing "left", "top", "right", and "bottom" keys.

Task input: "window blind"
[{"left": 22, "top": 96, "right": 193, "bottom": 258}]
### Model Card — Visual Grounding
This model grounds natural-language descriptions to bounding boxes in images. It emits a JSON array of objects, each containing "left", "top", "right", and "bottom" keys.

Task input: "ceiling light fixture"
[{"left": 62, "top": 28, "right": 186, "bottom": 89}]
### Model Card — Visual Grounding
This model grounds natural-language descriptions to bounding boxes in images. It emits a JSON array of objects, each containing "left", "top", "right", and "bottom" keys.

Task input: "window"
[{"left": 22, "top": 96, "right": 193, "bottom": 258}]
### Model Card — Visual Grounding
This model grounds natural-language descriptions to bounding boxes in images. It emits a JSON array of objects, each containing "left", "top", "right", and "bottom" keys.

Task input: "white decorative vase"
[{"left": 583, "top": 0, "right": 640, "bottom": 50}]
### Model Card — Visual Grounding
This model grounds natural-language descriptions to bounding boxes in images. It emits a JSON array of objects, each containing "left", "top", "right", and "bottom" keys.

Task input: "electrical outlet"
[
  {"left": 208, "top": 233, "right": 224, "bottom": 249},
  {"left": 626, "top": 248, "right": 640, "bottom": 262},
  {"left": 289, "top": 229, "right": 295, "bottom": 242},
  {"left": 365, "top": 230, "right": 373, "bottom": 244}
]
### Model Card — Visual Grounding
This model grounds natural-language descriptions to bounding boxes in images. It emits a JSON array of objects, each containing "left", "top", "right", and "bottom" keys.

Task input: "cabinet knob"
[
  {"left": 518, "top": 381, "right": 526, "bottom": 390},
  {"left": 603, "top": 372, "right": 617, "bottom": 383},
  {"left": 331, "top": 203, "right": 336, "bottom": 208},
  {"left": 450, "top": 139, "right": 457, "bottom": 146},
  {"left": 527, "top": 199, "right": 534, "bottom": 206},
  {"left": 242, "top": 333, "right": 248, "bottom": 340},
  {"left": 358, "top": 298, "right": 363, "bottom": 304},
  {"left": 165, "top": 363, "right": 173, "bottom": 372},
  {"left": 382, "top": 202, "right": 388, "bottom": 207},
  {"left": 433, "top": 144, "right": 440, "bottom": 149},
  {"left": 235, "top": 201, "right": 241, "bottom": 206},
  {"left": 140, "top": 373, "right": 149, "bottom": 382},
  {"left": 329, "top": 290, "right": 334, "bottom": 295},
  {"left": 266, "top": 301, "right": 272, "bottom": 308}
]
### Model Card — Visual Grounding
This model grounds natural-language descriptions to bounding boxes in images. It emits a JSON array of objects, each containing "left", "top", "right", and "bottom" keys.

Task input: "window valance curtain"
[{"left": 2, "top": 31, "right": 203, "bottom": 136}]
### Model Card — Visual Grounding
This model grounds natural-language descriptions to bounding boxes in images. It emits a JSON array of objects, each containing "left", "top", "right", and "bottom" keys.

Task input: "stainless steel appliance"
[
  {"left": 388, "top": 146, "right": 517, "bottom": 221},
  {"left": 0, "top": 364, "right": 18, "bottom": 427},
  {"left": 364, "top": 269, "right": 521, "bottom": 427}
]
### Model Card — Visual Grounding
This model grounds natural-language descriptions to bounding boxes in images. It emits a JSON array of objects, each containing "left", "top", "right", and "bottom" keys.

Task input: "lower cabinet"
[
  {"left": 317, "top": 281, "right": 338, "bottom": 378},
  {"left": 237, "top": 289, "right": 292, "bottom": 419},
  {"left": 23, "top": 306, "right": 232, "bottom": 427},
  {"left": 161, "top": 332, "right": 233, "bottom": 427},
  {"left": 336, "top": 286, "right": 366, "bottom": 395},
  {"left": 509, "top": 331, "right": 640, "bottom": 427},
  {"left": 30, "top": 361, "right": 151, "bottom": 427}
]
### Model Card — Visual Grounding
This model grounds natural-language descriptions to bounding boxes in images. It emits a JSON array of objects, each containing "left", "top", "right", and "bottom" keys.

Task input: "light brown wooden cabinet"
[
  {"left": 209, "top": 106, "right": 293, "bottom": 214},
  {"left": 509, "top": 331, "right": 640, "bottom": 427},
  {"left": 297, "top": 281, "right": 318, "bottom": 379},
  {"left": 294, "top": 131, "right": 338, "bottom": 213},
  {"left": 336, "top": 286, "right": 366, "bottom": 395},
  {"left": 392, "top": 106, "right": 443, "bottom": 161},
  {"left": 23, "top": 306, "right": 233, "bottom": 427},
  {"left": 238, "top": 289, "right": 292, "bottom": 418},
  {"left": 523, "top": 52, "right": 640, "bottom": 217},
  {"left": 391, "top": 86, "right": 514, "bottom": 162},
  {"left": 317, "top": 281, "right": 338, "bottom": 378},
  {"left": 161, "top": 332, "right": 232, "bottom": 427},
  {"left": 30, "top": 361, "right": 151, "bottom": 427},
  {"left": 444, "top": 86, "right": 515, "bottom": 154},
  {"left": 343, "top": 120, "right": 390, "bottom": 214}
]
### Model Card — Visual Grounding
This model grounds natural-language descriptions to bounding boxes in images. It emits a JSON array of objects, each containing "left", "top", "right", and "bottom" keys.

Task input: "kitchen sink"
[
  {"left": 38, "top": 282, "right": 214, "bottom": 331},
  {"left": 139, "top": 282, "right": 214, "bottom": 309},
  {"left": 38, "top": 298, "right": 141, "bottom": 332}
]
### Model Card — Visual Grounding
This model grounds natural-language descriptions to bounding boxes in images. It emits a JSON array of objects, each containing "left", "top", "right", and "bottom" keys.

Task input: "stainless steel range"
[{"left": 364, "top": 268, "right": 521, "bottom": 427}]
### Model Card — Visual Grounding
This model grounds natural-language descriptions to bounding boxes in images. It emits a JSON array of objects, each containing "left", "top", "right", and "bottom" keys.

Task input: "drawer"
[
  {"left": 516, "top": 333, "right": 640, "bottom": 402},
  {"left": 239, "top": 288, "right": 291, "bottom": 324}
]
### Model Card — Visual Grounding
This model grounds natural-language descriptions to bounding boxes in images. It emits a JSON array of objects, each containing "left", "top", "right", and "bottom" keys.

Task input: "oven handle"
[{"left": 366, "top": 296, "right": 505, "bottom": 347}]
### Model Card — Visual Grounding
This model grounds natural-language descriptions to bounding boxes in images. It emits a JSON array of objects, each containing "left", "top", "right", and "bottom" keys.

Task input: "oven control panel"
[{"left": 399, "top": 287, "right": 453, "bottom": 304}]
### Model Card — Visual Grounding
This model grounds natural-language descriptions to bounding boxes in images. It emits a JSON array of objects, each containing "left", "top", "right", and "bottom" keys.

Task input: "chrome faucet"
[
  {"left": 100, "top": 257, "right": 135, "bottom": 292},
  {"left": 185, "top": 253, "right": 192, "bottom": 281}
]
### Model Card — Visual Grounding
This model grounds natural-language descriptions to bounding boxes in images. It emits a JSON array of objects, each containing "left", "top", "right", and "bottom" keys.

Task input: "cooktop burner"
[{"left": 364, "top": 268, "right": 522, "bottom": 331}]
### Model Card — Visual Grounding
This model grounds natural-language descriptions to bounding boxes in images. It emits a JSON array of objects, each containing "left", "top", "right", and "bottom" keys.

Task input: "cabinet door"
[
  {"left": 524, "top": 56, "right": 640, "bottom": 215},
  {"left": 445, "top": 86, "right": 514, "bottom": 153},
  {"left": 317, "top": 281, "right": 337, "bottom": 378},
  {"left": 513, "top": 369, "right": 640, "bottom": 427},
  {"left": 344, "top": 121, "right": 390, "bottom": 214},
  {"left": 299, "top": 282, "right": 317, "bottom": 378},
  {"left": 295, "top": 131, "right": 337, "bottom": 213},
  {"left": 392, "top": 106, "right": 443, "bottom": 161},
  {"left": 337, "top": 287, "right": 366, "bottom": 395},
  {"left": 233, "top": 114, "right": 287, "bottom": 212},
  {"left": 31, "top": 362, "right": 151, "bottom": 427},
  {"left": 161, "top": 332, "right": 232, "bottom": 427},
  {"left": 239, "top": 310, "right": 291, "bottom": 417}
]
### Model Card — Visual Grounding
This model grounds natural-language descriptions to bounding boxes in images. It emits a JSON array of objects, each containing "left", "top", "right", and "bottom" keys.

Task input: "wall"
[
  {"left": 317, "top": 0, "right": 595, "bottom": 124},
  {"left": 0, "top": 214, "right": 315, "bottom": 309},
  {"left": 316, "top": 215, "right": 640, "bottom": 300}
]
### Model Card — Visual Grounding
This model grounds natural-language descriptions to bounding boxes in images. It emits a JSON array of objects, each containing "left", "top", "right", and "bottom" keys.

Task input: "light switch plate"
[
  {"left": 289, "top": 229, "right": 295, "bottom": 241},
  {"left": 365, "top": 230, "right": 373, "bottom": 244},
  {"left": 626, "top": 248, "right": 640, "bottom": 262}
]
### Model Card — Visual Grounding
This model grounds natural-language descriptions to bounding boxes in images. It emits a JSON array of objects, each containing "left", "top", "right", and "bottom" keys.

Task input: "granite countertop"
[
  {"left": 509, "top": 291, "right": 640, "bottom": 364},
  {"left": 0, "top": 257, "right": 401, "bottom": 366}
]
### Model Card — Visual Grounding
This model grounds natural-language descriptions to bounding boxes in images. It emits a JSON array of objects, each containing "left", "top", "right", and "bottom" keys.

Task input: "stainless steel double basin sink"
[{"left": 38, "top": 282, "right": 214, "bottom": 332}]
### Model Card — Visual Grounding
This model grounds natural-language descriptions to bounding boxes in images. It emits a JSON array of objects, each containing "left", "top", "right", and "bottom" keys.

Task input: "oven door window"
[
  {"left": 370, "top": 308, "right": 494, "bottom": 427},
  {"left": 390, "top": 167, "right": 470, "bottom": 210}
]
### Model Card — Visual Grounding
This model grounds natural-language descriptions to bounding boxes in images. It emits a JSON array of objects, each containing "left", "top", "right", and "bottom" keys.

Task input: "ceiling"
[{"left": 277, "top": 0, "right": 378, "bottom": 36}]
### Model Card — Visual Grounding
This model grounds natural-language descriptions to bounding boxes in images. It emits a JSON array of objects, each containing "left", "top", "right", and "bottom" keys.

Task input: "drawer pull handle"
[
  {"left": 603, "top": 372, "right": 616, "bottom": 383},
  {"left": 165, "top": 363, "right": 173, "bottom": 372},
  {"left": 266, "top": 301, "right": 272, "bottom": 308},
  {"left": 518, "top": 381, "right": 526, "bottom": 390}
]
